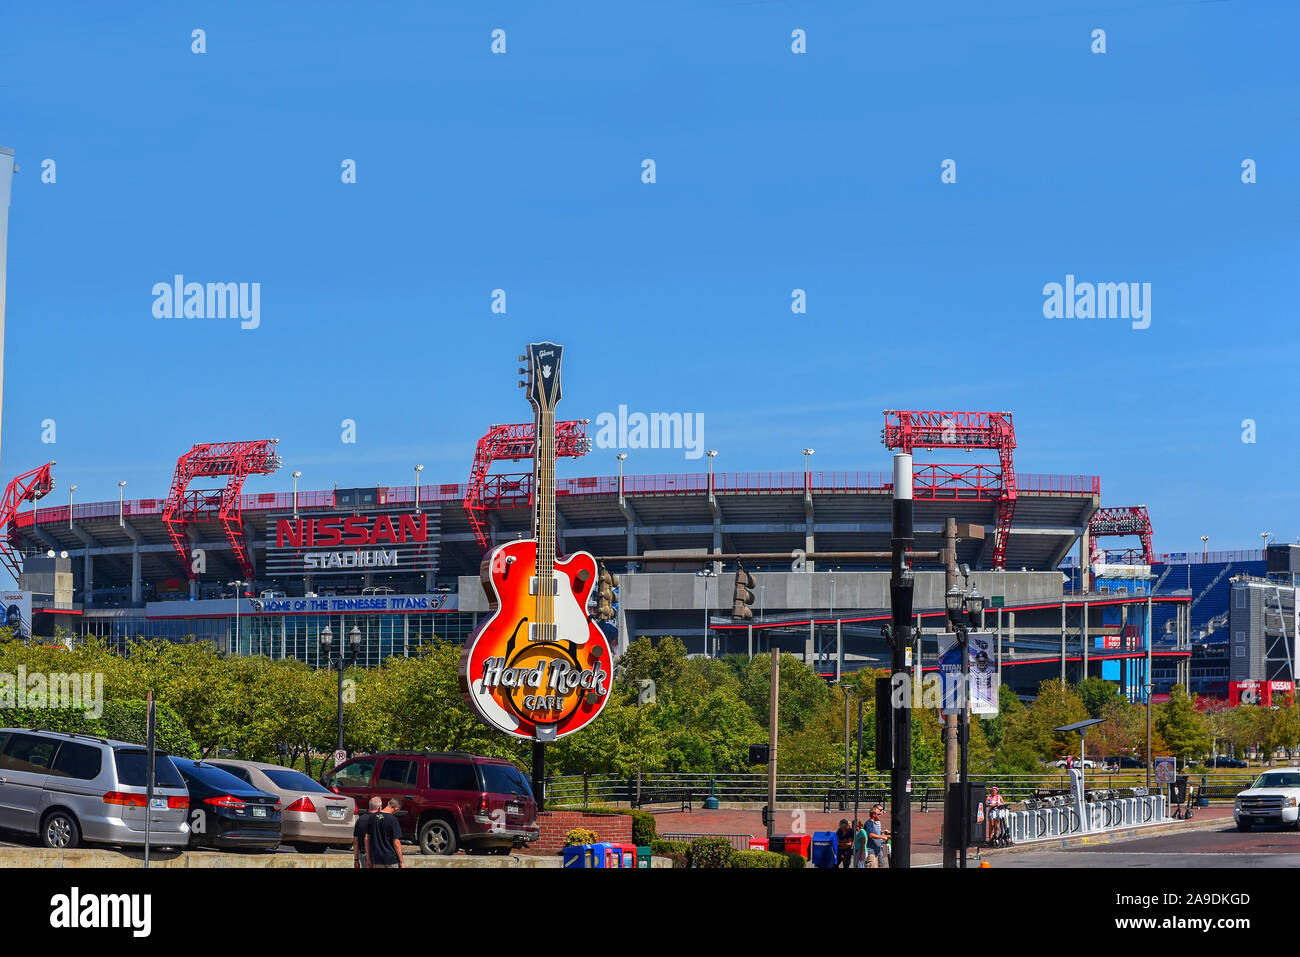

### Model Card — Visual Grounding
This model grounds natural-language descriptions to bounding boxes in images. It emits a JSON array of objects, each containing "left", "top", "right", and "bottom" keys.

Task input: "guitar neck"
[{"left": 534, "top": 407, "right": 557, "bottom": 638}]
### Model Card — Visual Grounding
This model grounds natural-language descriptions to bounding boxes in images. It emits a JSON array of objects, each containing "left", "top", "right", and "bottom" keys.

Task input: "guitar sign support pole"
[{"left": 532, "top": 741, "right": 546, "bottom": 810}]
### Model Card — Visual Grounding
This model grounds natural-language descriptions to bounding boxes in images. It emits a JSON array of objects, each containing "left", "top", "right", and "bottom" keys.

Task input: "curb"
[{"left": 978, "top": 814, "right": 1231, "bottom": 858}]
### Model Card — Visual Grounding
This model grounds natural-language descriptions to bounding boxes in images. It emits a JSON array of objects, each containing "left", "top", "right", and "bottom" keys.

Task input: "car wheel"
[
  {"left": 42, "top": 810, "right": 81, "bottom": 850},
  {"left": 1237, "top": 821, "right": 1251, "bottom": 832},
  {"left": 419, "top": 818, "right": 457, "bottom": 856}
]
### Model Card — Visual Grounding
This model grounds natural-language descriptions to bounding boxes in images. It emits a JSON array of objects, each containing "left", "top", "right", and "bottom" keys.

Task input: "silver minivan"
[{"left": 0, "top": 728, "right": 191, "bottom": 849}]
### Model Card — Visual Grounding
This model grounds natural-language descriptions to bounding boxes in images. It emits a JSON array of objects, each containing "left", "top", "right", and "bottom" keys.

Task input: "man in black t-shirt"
[
  {"left": 353, "top": 797, "right": 381, "bottom": 868},
  {"left": 366, "top": 798, "right": 406, "bottom": 869}
]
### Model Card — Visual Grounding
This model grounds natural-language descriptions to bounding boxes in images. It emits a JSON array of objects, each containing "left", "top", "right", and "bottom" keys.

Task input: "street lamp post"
[
  {"left": 68, "top": 484, "right": 77, "bottom": 530},
  {"left": 414, "top": 464, "right": 424, "bottom": 514},
  {"left": 946, "top": 582, "right": 985, "bottom": 870},
  {"left": 228, "top": 579, "right": 248, "bottom": 654},
  {"left": 321, "top": 624, "right": 363, "bottom": 752},
  {"left": 697, "top": 568, "right": 717, "bottom": 657}
]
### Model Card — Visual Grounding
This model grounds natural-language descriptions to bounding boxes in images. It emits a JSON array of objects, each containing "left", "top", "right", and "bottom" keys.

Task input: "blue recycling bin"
[{"left": 811, "top": 831, "right": 838, "bottom": 869}]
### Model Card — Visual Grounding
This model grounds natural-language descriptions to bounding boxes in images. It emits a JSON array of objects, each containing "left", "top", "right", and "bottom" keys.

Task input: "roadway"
[{"left": 994, "top": 819, "right": 1300, "bottom": 867}]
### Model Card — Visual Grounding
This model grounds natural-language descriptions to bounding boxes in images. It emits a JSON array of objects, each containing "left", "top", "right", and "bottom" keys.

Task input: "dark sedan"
[
  {"left": 1206, "top": 756, "right": 1248, "bottom": 769},
  {"left": 173, "top": 758, "right": 282, "bottom": 851}
]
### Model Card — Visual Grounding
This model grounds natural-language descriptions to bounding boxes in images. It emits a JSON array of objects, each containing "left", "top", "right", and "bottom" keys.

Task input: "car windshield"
[
  {"left": 1252, "top": 773, "right": 1300, "bottom": 789},
  {"left": 114, "top": 750, "right": 185, "bottom": 789},
  {"left": 261, "top": 767, "right": 332, "bottom": 794}
]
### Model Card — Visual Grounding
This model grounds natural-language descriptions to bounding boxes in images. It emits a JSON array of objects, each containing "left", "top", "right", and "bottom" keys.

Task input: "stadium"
[{"left": 3, "top": 410, "right": 1296, "bottom": 705}]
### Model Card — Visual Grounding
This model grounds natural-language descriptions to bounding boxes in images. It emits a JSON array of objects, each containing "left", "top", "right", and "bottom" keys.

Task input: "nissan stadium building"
[{"left": 3, "top": 412, "right": 1202, "bottom": 698}]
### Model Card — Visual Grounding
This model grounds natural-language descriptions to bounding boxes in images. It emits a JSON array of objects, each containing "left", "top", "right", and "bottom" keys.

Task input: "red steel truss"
[
  {"left": 464, "top": 421, "right": 589, "bottom": 553},
  {"left": 0, "top": 462, "right": 55, "bottom": 581},
  {"left": 1088, "top": 506, "right": 1154, "bottom": 566},
  {"left": 162, "top": 440, "right": 282, "bottom": 580},
  {"left": 882, "top": 410, "right": 1018, "bottom": 569}
]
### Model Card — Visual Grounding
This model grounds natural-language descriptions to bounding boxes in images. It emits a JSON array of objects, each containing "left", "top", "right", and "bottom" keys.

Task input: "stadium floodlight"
[
  {"left": 46, "top": 549, "right": 55, "bottom": 558},
  {"left": 69, "top": 484, "right": 77, "bottom": 529},
  {"left": 118, "top": 481, "right": 127, "bottom": 528},
  {"left": 292, "top": 471, "right": 301, "bottom": 517},
  {"left": 414, "top": 464, "right": 424, "bottom": 514}
]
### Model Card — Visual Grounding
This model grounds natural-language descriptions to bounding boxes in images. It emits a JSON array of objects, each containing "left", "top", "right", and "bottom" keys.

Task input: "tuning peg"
[
  {"left": 518, "top": 381, "right": 527, "bottom": 388},
  {"left": 518, "top": 367, "right": 526, "bottom": 375},
  {"left": 517, "top": 354, "right": 527, "bottom": 362}
]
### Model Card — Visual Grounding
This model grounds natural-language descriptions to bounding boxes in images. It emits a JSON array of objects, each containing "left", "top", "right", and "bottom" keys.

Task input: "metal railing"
[
  {"left": 12, "top": 470, "right": 1103, "bottom": 527},
  {"left": 545, "top": 770, "right": 1260, "bottom": 808}
]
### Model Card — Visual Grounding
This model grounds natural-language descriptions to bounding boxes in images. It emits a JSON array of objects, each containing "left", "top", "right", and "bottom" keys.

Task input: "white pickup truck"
[{"left": 1234, "top": 769, "right": 1300, "bottom": 831}]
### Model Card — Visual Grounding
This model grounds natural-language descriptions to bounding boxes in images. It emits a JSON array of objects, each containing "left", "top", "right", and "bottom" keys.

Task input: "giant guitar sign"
[{"left": 458, "top": 343, "right": 616, "bottom": 741}]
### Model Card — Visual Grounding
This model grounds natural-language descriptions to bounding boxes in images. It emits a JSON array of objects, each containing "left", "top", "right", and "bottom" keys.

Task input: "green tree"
[
  {"left": 1154, "top": 684, "right": 1211, "bottom": 765},
  {"left": 1077, "top": 677, "right": 1123, "bottom": 719}
]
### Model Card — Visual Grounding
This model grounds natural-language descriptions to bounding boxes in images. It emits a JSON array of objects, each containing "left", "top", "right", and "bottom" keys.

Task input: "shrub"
[
  {"left": 665, "top": 853, "right": 688, "bottom": 869},
  {"left": 688, "top": 836, "right": 734, "bottom": 869},
  {"left": 564, "top": 828, "right": 599, "bottom": 847},
  {"left": 729, "top": 849, "right": 786, "bottom": 869},
  {"left": 784, "top": 852, "right": 807, "bottom": 869},
  {"left": 629, "top": 809, "right": 657, "bottom": 845},
  {"left": 650, "top": 839, "right": 687, "bottom": 856}
]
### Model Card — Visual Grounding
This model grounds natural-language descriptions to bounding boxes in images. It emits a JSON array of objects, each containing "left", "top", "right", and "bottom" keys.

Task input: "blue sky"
[{"left": 1, "top": 0, "right": 1296, "bottom": 554}]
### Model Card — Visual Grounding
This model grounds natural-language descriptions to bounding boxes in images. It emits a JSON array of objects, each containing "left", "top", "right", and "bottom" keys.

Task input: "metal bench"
[{"left": 632, "top": 788, "right": 693, "bottom": 812}]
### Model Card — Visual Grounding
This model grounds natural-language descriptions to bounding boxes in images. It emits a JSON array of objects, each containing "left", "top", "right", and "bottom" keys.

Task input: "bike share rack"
[{"left": 1003, "top": 792, "right": 1166, "bottom": 845}]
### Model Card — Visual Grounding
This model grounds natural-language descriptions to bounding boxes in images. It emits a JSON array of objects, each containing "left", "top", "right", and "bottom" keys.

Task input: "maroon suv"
[{"left": 321, "top": 751, "right": 539, "bottom": 855}]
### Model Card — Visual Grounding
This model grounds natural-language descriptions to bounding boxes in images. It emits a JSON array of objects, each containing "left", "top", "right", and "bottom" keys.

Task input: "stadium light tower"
[
  {"left": 414, "top": 464, "right": 424, "bottom": 514},
  {"left": 0, "top": 146, "right": 17, "bottom": 477},
  {"left": 118, "top": 481, "right": 127, "bottom": 528},
  {"left": 1261, "top": 532, "right": 1272, "bottom": 553},
  {"left": 802, "top": 448, "right": 815, "bottom": 472},
  {"left": 292, "top": 471, "right": 301, "bottom": 518},
  {"left": 616, "top": 452, "right": 627, "bottom": 497},
  {"left": 68, "top": 484, "right": 77, "bottom": 530},
  {"left": 1200, "top": 535, "right": 1209, "bottom": 562}
]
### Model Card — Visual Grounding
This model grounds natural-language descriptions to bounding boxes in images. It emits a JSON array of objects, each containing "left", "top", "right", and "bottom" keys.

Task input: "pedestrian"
[
  {"left": 366, "top": 797, "right": 406, "bottom": 869},
  {"left": 986, "top": 785, "right": 1007, "bottom": 844},
  {"left": 835, "top": 818, "right": 854, "bottom": 869},
  {"left": 852, "top": 818, "right": 869, "bottom": 868},
  {"left": 864, "top": 805, "right": 889, "bottom": 868},
  {"left": 352, "top": 797, "right": 381, "bottom": 869}
]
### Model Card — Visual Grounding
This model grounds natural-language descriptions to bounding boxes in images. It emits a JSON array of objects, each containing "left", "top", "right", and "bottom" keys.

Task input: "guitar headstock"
[{"left": 520, "top": 341, "right": 564, "bottom": 415}]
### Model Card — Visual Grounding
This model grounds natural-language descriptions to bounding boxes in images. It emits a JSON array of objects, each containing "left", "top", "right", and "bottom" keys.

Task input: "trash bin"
[
  {"left": 636, "top": 846, "right": 653, "bottom": 869},
  {"left": 748, "top": 837, "right": 769, "bottom": 851},
  {"left": 810, "top": 831, "right": 838, "bottom": 868},
  {"left": 783, "top": 834, "right": 812, "bottom": 859},
  {"left": 562, "top": 845, "right": 590, "bottom": 868}
]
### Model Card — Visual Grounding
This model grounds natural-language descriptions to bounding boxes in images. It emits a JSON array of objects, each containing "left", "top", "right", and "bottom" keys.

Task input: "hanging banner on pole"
[{"left": 938, "top": 631, "right": 999, "bottom": 716}]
